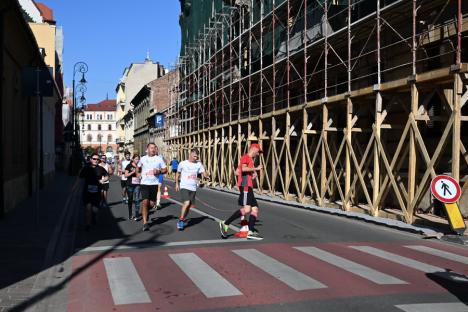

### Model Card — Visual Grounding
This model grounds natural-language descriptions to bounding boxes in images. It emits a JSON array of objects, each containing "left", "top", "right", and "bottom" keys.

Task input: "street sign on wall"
[{"left": 155, "top": 113, "right": 164, "bottom": 128}]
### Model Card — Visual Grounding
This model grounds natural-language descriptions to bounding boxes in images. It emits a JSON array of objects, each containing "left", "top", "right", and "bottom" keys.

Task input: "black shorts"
[
  {"left": 83, "top": 191, "right": 100, "bottom": 207},
  {"left": 121, "top": 180, "right": 127, "bottom": 188},
  {"left": 180, "top": 189, "right": 196, "bottom": 204},
  {"left": 101, "top": 183, "right": 109, "bottom": 191},
  {"left": 140, "top": 184, "right": 159, "bottom": 201},
  {"left": 172, "top": 169, "right": 177, "bottom": 173},
  {"left": 238, "top": 187, "right": 258, "bottom": 207}
]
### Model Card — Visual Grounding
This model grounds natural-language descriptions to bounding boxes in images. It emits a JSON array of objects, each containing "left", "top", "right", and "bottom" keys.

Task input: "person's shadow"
[
  {"left": 185, "top": 216, "right": 213, "bottom": 228},
  {"left": 426, "top": 270, "right": 468, "bottom": 304}
]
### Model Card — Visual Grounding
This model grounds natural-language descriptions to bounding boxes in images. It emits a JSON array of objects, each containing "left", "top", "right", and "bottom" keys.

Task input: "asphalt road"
[{"left": 68, "top": 177, "right": 468, "bottom": 312}]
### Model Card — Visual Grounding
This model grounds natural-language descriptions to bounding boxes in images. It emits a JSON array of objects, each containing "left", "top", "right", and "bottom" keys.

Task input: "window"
[
  {"left": 107, "top": 114, "right": 112, "bottom": 120},
  {"left": 107, "top": 135, "right": 112, "bottom": 143},
  {"left": 97, "top": 134, "right": 103, "bottom": 142},
  {"left": 87, "top": 124, "right": 91, "bottom": 130},
  {"left": 82, "top": 124, "right": 84, "bottom": 130},
  {"left": 108, "top": 124, "right": 112, "bottom": 130},
  {"left": 86, "top": 134, "right": 92, "bottom": 142},
  {"left": 98, "top": 124, "right": 101, "bottom": 131}
]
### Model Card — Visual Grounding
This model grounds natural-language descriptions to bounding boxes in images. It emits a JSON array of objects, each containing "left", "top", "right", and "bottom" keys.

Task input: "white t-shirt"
[
  {"left": 100, "top": 163, "right": 110, "bottom": 184},
  {"left": 177, "top": 160, "right": 205, "bottom": 191},
  {"left": 138, "top": 155, "right": 166, "bottom": 185},
  {"left": 121, "top": 160, "right": 130, "bottom": 180}
]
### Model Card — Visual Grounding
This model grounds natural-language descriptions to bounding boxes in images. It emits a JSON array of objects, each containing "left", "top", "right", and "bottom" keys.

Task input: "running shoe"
[
  {"left": 247, "top": 231, "right": 263, "bottom": 240},
  {"left": 156, "top": 203, "right": 162, "bottom": 210},
  {"left": 142, "top": 223, "right": 150, "bottom": 232},
  {"left": 219, "top": 221, "right": 229, "bottom": 238},
  {"left": 177, "top": 220, "right": 185, "bottom": 231}
]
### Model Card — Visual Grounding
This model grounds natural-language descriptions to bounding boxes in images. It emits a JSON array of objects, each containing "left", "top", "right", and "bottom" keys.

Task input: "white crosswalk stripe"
[
  {"left": 232, "top": 248, "right": 327, "bottom": 290},
  {"left": 103, "top": 257, "right": 151, "bottom": 305},
  {"left": 294, "top": 246, "right": 407, "bottom": 285},
  {"left": 395, "top": 302, "right": 468, "bottom": 312},
  {"left": 404, "top": 245, "right": 468, "bottom": 265},
  {"left": 169, "top": 252, "right": 243, "bottom": 298}
]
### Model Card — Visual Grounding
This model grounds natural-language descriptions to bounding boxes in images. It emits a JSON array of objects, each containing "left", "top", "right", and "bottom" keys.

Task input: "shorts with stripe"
[{"left": 238, "top": 187, "right": 258, "bottom": 207}]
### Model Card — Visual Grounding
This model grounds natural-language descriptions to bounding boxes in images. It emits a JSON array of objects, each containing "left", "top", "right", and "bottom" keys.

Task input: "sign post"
[{"left": 430, "top": 175, "right": 465, "bottom": 235}]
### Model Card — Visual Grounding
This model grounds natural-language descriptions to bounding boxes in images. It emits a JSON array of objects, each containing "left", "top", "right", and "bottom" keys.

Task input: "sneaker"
[
  {"left": 142, "top": 223, "right": 150, "bottom": 232},
  {"left": 156, "top": 203, "right": 162, "bottom": 210},
  {"left": 219, "top": 221, "right": 229, "bottom": 238},
  {"left": 247, "top": 231, "right": 263, "bottom": 240},
  {"left": 177, "top": 220, "right": 185, "bottom": 231}
]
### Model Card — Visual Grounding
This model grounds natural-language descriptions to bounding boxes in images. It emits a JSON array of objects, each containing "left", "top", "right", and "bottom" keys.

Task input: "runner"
[
  {"left": 219, "top": 143, "right": 263, "bottom": 240},
  {"left": 79, "top": 153, "right": 109, "bottom": 230},
  {"left": 139, "top": 143, "right": 167, "bottom": 231},
  {"left": 119, "top": 151, "right": 131, "bottom": 204},
  {"left": 170, "top": 157, "right": 179, "bottom": 178},
  {"left": 99, "top": 154, "right": 113, "bottom": 208},
  {"left": 175, "top": 149, "right": 209, "bottom": 230},
  {"left": 124, "top": 154, "right": 141, "bottom": 220}
]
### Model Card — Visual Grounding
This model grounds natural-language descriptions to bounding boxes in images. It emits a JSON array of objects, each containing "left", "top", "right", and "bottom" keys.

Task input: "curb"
[{"left": 207, "top": 185, "right": 445, "bottom": 239}]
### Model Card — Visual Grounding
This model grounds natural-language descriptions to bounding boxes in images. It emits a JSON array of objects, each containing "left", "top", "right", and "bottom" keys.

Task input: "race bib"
[
  {"left": 132, "top": 177, "right": 141, "bottom": 185},
  {"left": 87, "top": 185, "right": 99, "bottom": 193}
]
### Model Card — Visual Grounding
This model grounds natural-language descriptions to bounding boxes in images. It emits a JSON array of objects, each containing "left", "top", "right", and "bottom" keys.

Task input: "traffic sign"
[{"left": 430, "top": 175, "right": 461, "bottom": 203}]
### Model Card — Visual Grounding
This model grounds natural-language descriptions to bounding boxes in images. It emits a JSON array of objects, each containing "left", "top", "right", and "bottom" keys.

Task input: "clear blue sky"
[{"left": 40, "top": 0, "right": 181, "bottom": 104}]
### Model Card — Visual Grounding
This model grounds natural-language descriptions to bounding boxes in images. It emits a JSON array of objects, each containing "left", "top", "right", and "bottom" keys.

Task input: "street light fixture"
[{"left": 72, "top": 61, "right": 88, "bottom": 149}]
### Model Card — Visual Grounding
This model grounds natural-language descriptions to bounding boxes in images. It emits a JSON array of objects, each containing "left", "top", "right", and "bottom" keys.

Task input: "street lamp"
[{"left": 72, "top": 61, "right": 88, "bottom": 149}]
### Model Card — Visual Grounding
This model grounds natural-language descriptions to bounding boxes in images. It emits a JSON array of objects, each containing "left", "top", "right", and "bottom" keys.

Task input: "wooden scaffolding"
[{"left": 169, "top": 0, "right": 468, "bottom": 224}]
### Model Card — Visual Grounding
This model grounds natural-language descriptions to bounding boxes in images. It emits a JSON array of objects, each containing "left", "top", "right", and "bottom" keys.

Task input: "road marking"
[
  {"left": 168, "top": 198, "right": 241, "bottom": 232},
  {"left": 395, "top": 302, "right": 468, "bottom": 312},
  {"left": 169, "top": 252, "right": 242, "bottom": 298},
  {"left": 294, "top": 246, "right": 407, "bottom": 285},
  {"left": 232, "top": 249, "right": 327, "bottom": 290},
  {"left": 404, "top": 245, "right": 468, "bottom": 265},
  {"left": 103, "top": 257, "right": 151, "bottom": 305},
  {"left": 350, "top": 246, "right": 443, "bottom": 273},
  {"left": 77, "top": 238, "right": 253, "bottom": 253}
]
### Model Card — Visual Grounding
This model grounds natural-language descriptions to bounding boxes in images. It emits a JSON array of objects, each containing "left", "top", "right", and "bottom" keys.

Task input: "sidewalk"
[{"left": 0, "top": 172, "right": 78, "bottom": 312}]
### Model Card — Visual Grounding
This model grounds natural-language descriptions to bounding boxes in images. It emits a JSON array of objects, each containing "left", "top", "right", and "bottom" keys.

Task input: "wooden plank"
[{"left": 452, "top": 74, "right": 462, "bottom": 182}]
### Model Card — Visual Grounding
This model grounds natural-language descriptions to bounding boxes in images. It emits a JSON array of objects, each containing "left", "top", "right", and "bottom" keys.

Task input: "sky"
[{"left": 40, "top": 0, "right": 181, "bottom": 104}]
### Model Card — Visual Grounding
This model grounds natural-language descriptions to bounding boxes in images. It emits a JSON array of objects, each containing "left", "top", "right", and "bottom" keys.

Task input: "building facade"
[
  {"left": 81, "top": 100, "right": 117, "bottom": 156},
  {"left": 116, "top": 56, "right": 165, "bottom": 155},
  {"left": 1, "top": 0, "right": 62, "bottom": 217}
]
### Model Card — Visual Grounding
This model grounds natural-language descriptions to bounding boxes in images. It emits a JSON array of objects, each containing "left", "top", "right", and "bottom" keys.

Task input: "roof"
[
  {"left": 84, "top": 100, "right": 117, "bottom": 112},
  {"left": 34, "top": 2, "right": 54, "bottom": 24}
]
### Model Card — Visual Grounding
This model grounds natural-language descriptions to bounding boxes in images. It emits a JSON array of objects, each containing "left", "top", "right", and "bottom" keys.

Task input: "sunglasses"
[{"left": 91, "top": 158, "right": 99, "bottom": 160}]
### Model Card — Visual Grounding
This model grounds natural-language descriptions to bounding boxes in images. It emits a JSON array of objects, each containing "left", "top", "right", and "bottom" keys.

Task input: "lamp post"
[{"left": 72, "top": 61, "right": 88, "bottom": 149}]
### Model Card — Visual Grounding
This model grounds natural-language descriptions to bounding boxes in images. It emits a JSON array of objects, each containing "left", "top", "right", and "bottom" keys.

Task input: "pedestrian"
[
  {"left": 175, "top": 149, "right": 209, "bottom": 230},
  {"left": 170, "top": 157, "right": 179, "bottom": 178},
  {"left": 139, "top": 143, "right": 167, "bottom": 231},
  {"left": 124, "top": 154, "right": 141, "bottom": 220},
  {"left": 119, "top": 151, "right": 131, "bottom": 204},
  {"left": 99, "top": 154, "right": 113, "bottom": 208},
  {"left": 79, "top": 153, "right": 109, "bottom": 230},
  {"left": 219, "top": 143, "right": 263, "bottom": 240}
]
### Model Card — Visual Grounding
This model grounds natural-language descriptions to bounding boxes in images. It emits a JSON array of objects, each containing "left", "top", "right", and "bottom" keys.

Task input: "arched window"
[
  {"left": 87, "top": 124, "right": 91, "bottom": 130},
  {"left": 107, "top": 135, "right": 112, "bottom": 143},
  {"left": 98, "top": 124, "right": 101, "bottom": 131},
  {"left": 97, "top": 134, "right": 103, "bottom": 142},
  {"left": 108, "top": 124, "right": 112, "bottom": 130},
  {"left": 86, "top": 134, "right": 92, "bottom": 142}
]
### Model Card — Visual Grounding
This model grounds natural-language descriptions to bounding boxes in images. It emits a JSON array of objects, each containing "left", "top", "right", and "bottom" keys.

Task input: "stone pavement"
[{"left": 0, "top": 172, "right": 78, "bottom": 311}]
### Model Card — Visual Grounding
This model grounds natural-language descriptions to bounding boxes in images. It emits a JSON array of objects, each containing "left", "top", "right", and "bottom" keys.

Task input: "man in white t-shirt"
[
  {"left": 119, "top": 151, "right": 131, "bottom": 204},
  {"left": 175, "top": 149, "right": 209, "bottom": 231},
  {"left": 139, "top": 143, "right": 167, "bottom": 231}
]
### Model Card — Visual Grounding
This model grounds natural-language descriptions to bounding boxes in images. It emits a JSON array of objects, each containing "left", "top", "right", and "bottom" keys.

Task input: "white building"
[{"left": 81, "top": 100, "right": 117, "bottom": 155}]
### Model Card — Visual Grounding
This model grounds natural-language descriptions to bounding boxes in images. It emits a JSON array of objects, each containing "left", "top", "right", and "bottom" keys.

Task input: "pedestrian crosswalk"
[{"left": 71, "top": 243, "right": 468, "bottom": 310}]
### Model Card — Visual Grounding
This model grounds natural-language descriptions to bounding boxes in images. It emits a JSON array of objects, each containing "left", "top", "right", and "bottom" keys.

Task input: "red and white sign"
[{"left": 430, "top": 175, "right": 461, "bottom": 203}]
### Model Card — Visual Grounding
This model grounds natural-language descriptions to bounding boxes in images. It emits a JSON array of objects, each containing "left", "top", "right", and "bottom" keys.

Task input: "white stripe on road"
[
  {"left": 350, "top": 246, "right": 443, "bottom": 273},
  {"left": 232, "top": 249, "right": 327, "bottom": 290},
  {"left": 103, "top": 257, "right": 151, "bottom": 305},
  {"left": 169, "top": 253, "right": 242, "bottom": 298},
  {"left": 294, "top": 246, "right": 407, "bottom": 285},
  {"left": 77, "top": 238, "right": 253, "bottom": 253},
  {"left": 404, "top": 245, "right": 468, "bottom": 265},
  {"left": 168, "top": 198, "right": 240, "bottom": 232},
  {"left": 395, "top": 303, "right": 468, "bottom": 312}
]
